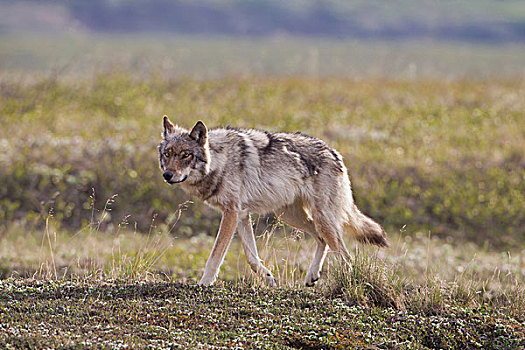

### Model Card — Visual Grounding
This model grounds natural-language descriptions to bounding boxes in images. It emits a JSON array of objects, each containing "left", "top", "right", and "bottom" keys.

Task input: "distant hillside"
[{"left": 1, "top": 0, "right": 525, "bottom": 42}]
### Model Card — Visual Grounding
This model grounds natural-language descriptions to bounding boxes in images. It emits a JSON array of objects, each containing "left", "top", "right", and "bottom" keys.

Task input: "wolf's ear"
[
  {"left": 189, "top": 120, "right": 207, "bottom": 146},
  {"left": 163, "top": 115, "right": 175, "bottom": 138}
]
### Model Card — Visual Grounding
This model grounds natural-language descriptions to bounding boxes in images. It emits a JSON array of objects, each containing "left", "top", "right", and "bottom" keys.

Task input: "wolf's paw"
[
  {"left": 265, "top": 272, "right": 277, "bottom": 287},
  {"left": 198, "top": 275, "right": 216, "bottom": 287},
  {"left": 304, "top": 273, "right": 320, "bottom": 287}
]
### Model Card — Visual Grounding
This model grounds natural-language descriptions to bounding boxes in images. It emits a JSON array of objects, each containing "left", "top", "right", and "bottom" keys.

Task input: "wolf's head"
[{"left": 158, "top": 116, "right": 210, "bottom": 185}]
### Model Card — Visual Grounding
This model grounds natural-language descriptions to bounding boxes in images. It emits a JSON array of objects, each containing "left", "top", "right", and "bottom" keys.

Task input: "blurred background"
[
  {"left": 2, "top": 0, "right": 525, "bottom": 79},
  {"left": 0, "top": 0, "right": 524, "bottom": 280}
]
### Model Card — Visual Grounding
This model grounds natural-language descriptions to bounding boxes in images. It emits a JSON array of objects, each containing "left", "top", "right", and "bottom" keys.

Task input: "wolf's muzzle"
[{"left": 163, "top": 171, "right": 188, "bottom": 184}]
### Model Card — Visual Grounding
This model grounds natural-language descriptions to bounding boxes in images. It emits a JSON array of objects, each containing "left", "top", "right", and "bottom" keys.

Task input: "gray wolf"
[{"left": 158, "top": 116, "right": 389, "bottom": 287}]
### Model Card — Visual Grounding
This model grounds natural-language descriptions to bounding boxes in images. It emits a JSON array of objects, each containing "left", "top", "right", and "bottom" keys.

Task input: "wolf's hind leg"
[
  {"left": 276, "top": 201, "right": 328, "bottom": 287},
  {"left": 304, "top": 242, "right": 329, "bottom": 287},
  {"left": 238, "top": 214, "right": 277, "bottom": 287},
  {"left": 312, "top": 210, "right": 350, "bottom": 262}
]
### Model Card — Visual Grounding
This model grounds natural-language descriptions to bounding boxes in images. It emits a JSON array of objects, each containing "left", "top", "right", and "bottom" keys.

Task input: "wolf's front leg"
[
  {"left": 238, "top": 214, "right": 277, "bottom": 287},
  {"left": 199, "top": 209, "right": 237, "bottom": 286}
]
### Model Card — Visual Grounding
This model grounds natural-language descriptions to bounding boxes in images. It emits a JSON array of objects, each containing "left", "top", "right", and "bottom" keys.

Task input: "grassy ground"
[
  {"left": 1, "top": 279, "right": 523, "bottom": 349},
  {"left": 1, "top": 218, "right": 524, "bottom": 296},
  {"left": 1, "top": 178, "right": 523, "bottom": 348},
  {"left": 1, "top": 214, "right": 524, "bottom": 348},
  {"left": 0, "top": 45, "right": 524, "bottom": 347},
  {"left": 1, "top": 223, "right": 524, "bottom": 348}
]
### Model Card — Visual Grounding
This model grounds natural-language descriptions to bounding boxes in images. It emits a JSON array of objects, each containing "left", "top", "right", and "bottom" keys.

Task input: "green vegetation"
[
  {"left": 1, "top": 213, "right": 524, "bottom": 348},
  {"left": 0, "top": 73, "right": 523, "bottom": 344},
  {"left": 0, "top": 33, "right": 524, "bottom": 348},
  {"left": 1, "top": 75, "right": 523, "bottom": 246},
  {"left": 1, "top": 279, "right": 523, "bottom": 349}
]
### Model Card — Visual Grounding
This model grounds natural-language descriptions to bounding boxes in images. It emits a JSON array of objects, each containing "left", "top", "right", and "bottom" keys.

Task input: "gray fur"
[{"left": 159, "top": 117, "right": 389, "bottom": 286}]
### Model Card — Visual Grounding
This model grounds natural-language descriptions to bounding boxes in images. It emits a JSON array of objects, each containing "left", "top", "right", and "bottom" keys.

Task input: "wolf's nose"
[{"left": 163, "top": 171, "right": 173, "bottom": 181}]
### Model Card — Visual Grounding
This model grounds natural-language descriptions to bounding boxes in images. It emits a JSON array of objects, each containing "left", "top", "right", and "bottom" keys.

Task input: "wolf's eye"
[
  {"left": 164, "top": 151, "right": 171, "bottom": 158},
  {"left": 181, "top": 152, "right": 192, "bottom": 159}
]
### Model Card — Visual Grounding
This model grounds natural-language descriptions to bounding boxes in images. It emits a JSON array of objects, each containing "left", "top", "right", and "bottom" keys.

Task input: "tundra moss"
[{"left": 0, "top": 279, "right": 523, "bottom": 349}]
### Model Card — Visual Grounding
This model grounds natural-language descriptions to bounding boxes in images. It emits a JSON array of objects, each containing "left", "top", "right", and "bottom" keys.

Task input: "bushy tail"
[{"left": 346, "top": 204, "right": 389, "bottom": 248}]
